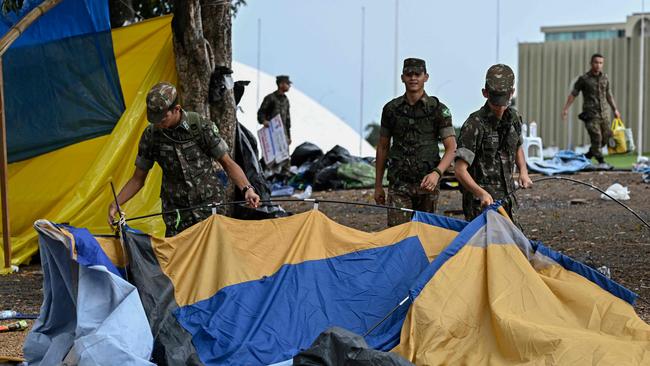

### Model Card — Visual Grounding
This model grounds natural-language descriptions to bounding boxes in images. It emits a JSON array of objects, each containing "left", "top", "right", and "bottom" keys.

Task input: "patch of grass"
[{"left": 604, "top": 153, "right": 649, "bottom": 169}]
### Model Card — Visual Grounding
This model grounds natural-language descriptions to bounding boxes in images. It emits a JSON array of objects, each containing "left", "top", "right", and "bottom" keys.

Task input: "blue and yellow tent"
[
  {"left": 26, "top": 207, "right": 650, "bottom": 365},
  {"left": 2, "top": 1, "right": 175, "bottom": 269}
]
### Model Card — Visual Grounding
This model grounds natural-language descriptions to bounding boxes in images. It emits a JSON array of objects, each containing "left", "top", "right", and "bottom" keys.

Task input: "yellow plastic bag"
[{"left": 608, "top": 118, "right": 627, "bottom": 154}]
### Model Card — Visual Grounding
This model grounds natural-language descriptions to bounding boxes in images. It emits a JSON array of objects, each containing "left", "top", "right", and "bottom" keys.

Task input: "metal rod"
[
  {"left": 117, "top": 198, "right": 414, "bottom": 225},
  {"left": 638, "top": 1, "right": 646, "bottom": 158},
  {"left": 363, "top": 296, "right": 409, "bottom": 337},
  {"left": 256, "top": 18, "right": 261, "bottom": 108},
  {"left": 0, "top": 58, "right": 9, "bottom": 270},
  {"left": 393, "top": 0, "right": 399, "bottom": 96},
  {"left": 359, "top": 6, "right": 366, "bottom": 157}
]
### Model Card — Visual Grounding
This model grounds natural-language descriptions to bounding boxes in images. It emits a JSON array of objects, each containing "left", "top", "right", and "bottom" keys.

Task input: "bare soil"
[{"left": 1, "top": 171, "right": 648, "bottom": 359}]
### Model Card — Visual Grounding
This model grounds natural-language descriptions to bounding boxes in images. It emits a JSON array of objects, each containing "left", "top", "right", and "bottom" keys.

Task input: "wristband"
[
  {"left": 432, "top": 167, "right": 442, "bottom": 177},
  {"left": 241, "top": 184, "right": 255, "bottom": 195}
]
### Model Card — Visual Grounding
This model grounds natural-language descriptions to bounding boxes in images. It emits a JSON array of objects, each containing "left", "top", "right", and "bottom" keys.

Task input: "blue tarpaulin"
[{"left": 0, "top": 0, "right": 124, "bottom": 162}]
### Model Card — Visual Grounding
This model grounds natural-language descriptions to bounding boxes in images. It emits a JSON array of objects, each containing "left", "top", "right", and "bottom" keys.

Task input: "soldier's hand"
[
  {"left": 245, "top": 189, "right": 260, "bottom": 208},
  {"left": 614, "top": 109, "right": 621, "bottom": 119},
  {"left": 420, "top": 172, "right": 440, "bottom": 192},
  {"left": 374, "top": 187, "right": 386, "bottom": 205},
  {"left": 263, "top": 121, "right": 270, "bottom": 128},
  {"left": 478, "top": 191, "right": 494, "bottom": 209},
  {"left": 518, "top": 174, "right": 533, "bottom": 189},
  {"left": 561, "top": 109, "right": 568, "bottom": 121},
  {"left": 107, "top": 203, "right": 124, "bottom": 227}
]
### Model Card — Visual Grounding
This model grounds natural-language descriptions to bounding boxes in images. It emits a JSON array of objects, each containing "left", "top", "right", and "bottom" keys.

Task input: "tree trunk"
[{"left": 172, "top": 0, "right": 236, "bottom": 208}]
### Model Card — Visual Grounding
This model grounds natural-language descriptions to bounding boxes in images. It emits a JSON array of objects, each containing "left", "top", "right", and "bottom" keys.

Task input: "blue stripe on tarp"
[
  {"left": 2, "top": 0, "right": 124, "bottom": 162},
  {"left": 4, "top": 31, "right": 124, "bottom": 162},
  {"left": 533, "top": 241, "right": 638, "bottom": 305},
  {"left": 0, "top": 0, "right": 111, "bottom": 48},
  {"left": 408, "top": 209, "right": 488, "bottom": 300},
  {"left": 174, "top": 237, "right": 429, "bottom": 366},
  {"left": 61, "top": 225, "right": 123, "bottom": 278},
  {"left": 412, "top": 210, "right": 468, "bottom": 232}
]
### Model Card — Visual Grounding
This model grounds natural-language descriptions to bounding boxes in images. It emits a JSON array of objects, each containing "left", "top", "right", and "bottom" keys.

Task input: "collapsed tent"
[{"left": 28, "top": 207, "right": 650, "bottom": 365}]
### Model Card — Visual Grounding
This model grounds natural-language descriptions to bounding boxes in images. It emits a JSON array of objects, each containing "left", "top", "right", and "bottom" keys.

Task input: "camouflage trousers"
[
  {"left": 162, "top": 202, "right": 226, "bottom": 237},
  {"left": 387, "top": 183, "right": 440, "bottom": 227},
  {"left": 462, "top": 190, "right": 518, "bottom": 226},
  {"left": 584, "top": 116, "right": 612, "bottom": 161}
]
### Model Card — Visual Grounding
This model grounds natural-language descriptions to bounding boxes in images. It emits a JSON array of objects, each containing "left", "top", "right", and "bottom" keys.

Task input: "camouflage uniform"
[
  {"left": 380, "top": 59, "right": 455, "bottom": 226},
  {"left": 137, "top": 83, "right": 230, "bottom": 237},
  {"left": 257, "top": 75, "right": 292, "bottom": 141},
  {"left": 571, "top": 71, "right": 614, "bottom": 161},
  {"left": 456, "top": 64, "right": 522, "bottom": 222}
]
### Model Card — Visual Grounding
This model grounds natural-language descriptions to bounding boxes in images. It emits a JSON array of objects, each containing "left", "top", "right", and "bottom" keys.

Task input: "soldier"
[
  {"left": 455, "top": 64, "right": 532, "bottom": 222},
  {"left": 374, "top": 58, "right": 457, "bottom": 226},
  {"left": 108, "top": 82, "right": 260, "bottom": 237},
  {"left": 561, "top": 53, "right": 620, "bottom": 170},
  {"left": 258, "top": 75, "right": 292, "bottom": 145}
]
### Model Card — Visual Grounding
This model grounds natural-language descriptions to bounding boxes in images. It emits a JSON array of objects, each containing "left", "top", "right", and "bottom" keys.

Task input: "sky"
[{"left": 232, "top": 0, "right": 644, "bottom": 133}]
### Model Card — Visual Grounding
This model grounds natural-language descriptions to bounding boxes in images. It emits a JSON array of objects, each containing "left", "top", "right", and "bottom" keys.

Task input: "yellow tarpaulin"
[{"left": 2, "top": 16, "right": 177, "bottom": 269}]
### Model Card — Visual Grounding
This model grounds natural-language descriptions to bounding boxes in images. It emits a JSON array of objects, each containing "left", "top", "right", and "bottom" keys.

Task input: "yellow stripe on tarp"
[
  {"left": 2, "top": 16, "right": 175, "bottom": 266},
  {"left": 152, "top": 210, "right": 457, "bottom": 307},
  {"left": 395, "top": 243, "right": 650, "bottom": 365}
]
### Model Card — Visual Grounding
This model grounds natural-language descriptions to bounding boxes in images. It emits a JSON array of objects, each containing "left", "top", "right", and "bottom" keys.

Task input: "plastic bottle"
[
  {"left": 529, "top": 121, "right": 537, "bottom": 138},
  {"left": 521, "top": 123, "right": 528, "bottom": 139},
  {"left": 0, "top": 310, "right": 17, "bottom": 320}
]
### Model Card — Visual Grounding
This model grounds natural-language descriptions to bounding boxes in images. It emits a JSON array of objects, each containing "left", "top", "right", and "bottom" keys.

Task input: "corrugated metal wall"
[{"left": 518, "top": 35, "right": 649, "bottom": 151}]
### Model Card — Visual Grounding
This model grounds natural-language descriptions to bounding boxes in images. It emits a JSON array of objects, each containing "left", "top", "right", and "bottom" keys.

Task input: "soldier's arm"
[
  {"left": 218, "top": 154, "right": 260, "bottom": 207},
  {"left": 605, "top": 80, "right": 620, "bottom": 118},
  {"left": 108, "top": 167, "right": 148, "bottom": 226},
  {"left": 257, "top": 95, "right": 271, "bottom": 124},
  {"left": 455, "top": 119, "right": 493, "bottom": 207},
  {"left": 374, "top": 104, "right": 393, "bottom": 204},
  {"left": 435, "top": 105, "right": 456, "bottom": 176},
  {"left": 515, "top": 146, "right": 532, "bottom": 189},
  {"left": 108, "top": 128, "right": 154, "bottom": 225},
  {"left": 562, "top": 77, "right": 582, "bottom": 120}
]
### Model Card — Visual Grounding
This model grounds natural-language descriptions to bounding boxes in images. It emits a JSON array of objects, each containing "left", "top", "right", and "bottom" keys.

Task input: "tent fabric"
[
  {"left": 2, "top": 0, "right": 125, "bottom": 162},
  {"left": 3, "top": 16, "right": 175, "bottom": 270},
  {"left": 23, "top": 220, "right": 153, "bottom": 365},
  {"left": 395, "top": 209, "right": 650, "bottom": 365},
  {"left": 122, "top": 210, "right": 456, "bottom": 365},
  {"left": 26, "top": 208, "right": 649, "bottom": 365}
]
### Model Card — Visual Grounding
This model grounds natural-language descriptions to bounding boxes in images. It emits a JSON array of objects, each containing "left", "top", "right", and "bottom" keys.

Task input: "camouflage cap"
[
  {"left": 276, "top": 75, "right": 292, "bottom": 84},
  {"left": 485, "top": 64, "right": 515, "bottom": 106},
  {"left": 403, "top": 58, "right": 426, "bottom": 74},
  {"left": 146, "top": 82, "right": 178, "bottom": 124}
]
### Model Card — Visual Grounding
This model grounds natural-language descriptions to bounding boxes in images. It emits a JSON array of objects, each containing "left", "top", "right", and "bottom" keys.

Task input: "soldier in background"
[
  {"left": 455, "top": 64, "right": 532, "bottom": 222},
  {"left": 374, "top": 58, "right": 457, "bottom": 227},
  {"left": 108, "top": 82, "right": 259, "bottom": 237},
  {"left": 258, "top": 75, "right": 292, "bottom": 145},
  {"left": 561, "top": 53, "right": 620, "bottom": 170}
]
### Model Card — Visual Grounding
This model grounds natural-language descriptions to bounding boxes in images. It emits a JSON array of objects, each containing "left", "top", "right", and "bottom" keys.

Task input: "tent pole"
[
  {"left": 0, "top": 58, "right": 9, "bottom": 270},
  {"left": 0, "top": 0, "right": 64, "bottom": 272}
]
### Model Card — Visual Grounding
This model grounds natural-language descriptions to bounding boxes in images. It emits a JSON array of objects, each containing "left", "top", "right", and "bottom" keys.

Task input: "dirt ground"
[{"left": 1, "top": 171, "right": 649, "bottom": 359}]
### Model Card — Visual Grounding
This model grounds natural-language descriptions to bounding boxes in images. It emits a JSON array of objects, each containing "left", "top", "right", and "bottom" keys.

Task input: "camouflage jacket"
[
  {"left": 456, "top": 103, "right": 522, "bottom": 199},
  {"left": 571, "top": 70, "right": 613, "bottom": 120},
  {"left": 135, "top": 110, "right": 230, "bottom": 210},
  {"left": 380, "top": 93, "right": 454, "bottom": 185},
  {"left": 257, "top": 91, "right": 291, "bottom": 139}
]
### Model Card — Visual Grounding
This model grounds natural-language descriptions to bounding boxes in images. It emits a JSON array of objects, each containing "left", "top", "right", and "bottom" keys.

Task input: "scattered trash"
[
  {"left": 0, "top": 320, "right": 28, "bottom": 333},
  {"left": 0, "top": 310, "right": 17, "bottom": 320},
  {"left": 292, "top": 185, "right": 313, "bottom": 200},
  {"left": 596, "top": 266, "right": 611, "bottom": 279},
  {"left": 600, "top": 183, "right": 630, "bottom": 201},
  {"left": 570, "top": 198, "right": 588, "bottom": 205},
  {"left": 270, "top": 183, "right": 294, "bottom": 197}
]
